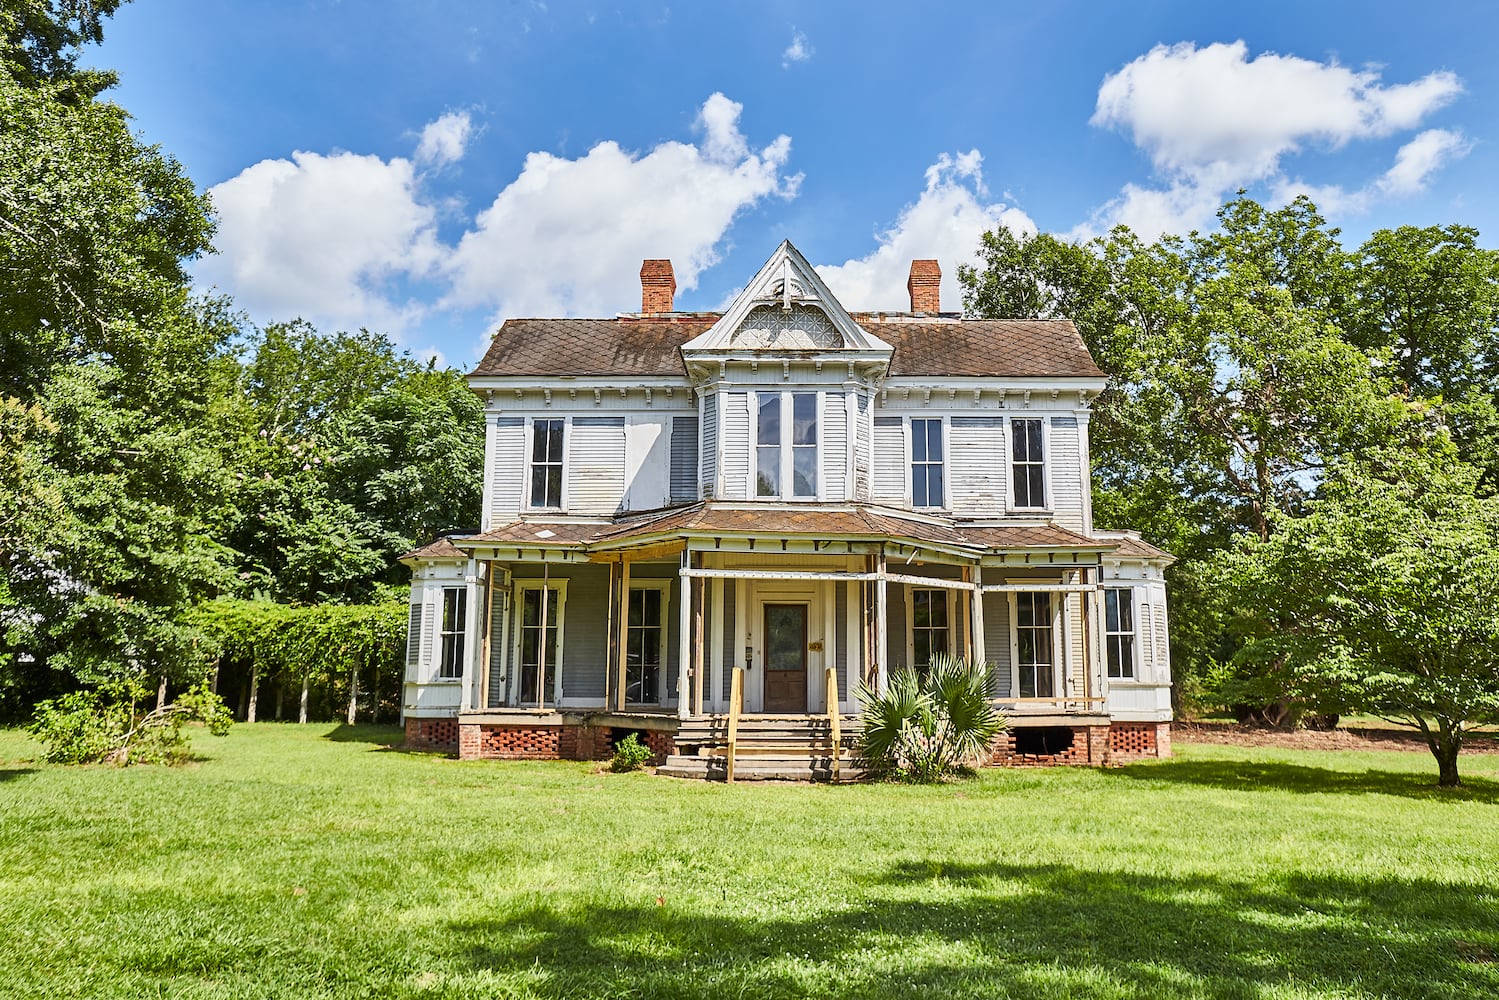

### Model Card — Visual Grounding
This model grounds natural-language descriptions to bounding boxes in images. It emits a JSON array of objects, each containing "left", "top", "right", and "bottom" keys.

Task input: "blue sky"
[{"left": 92, "top": 1, "right": 1498, "bottom": 365}]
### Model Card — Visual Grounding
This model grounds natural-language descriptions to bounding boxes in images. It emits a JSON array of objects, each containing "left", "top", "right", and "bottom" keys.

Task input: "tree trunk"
[
  {"left": 1418, "top": 715, "right": 1463, "bottom": 787},
  {"left": 237, "top": 682, "right": 248, "bottom": 721},
  {"left": 274, "top": 683, "right": 285, "bottom": 721},
  {"left": 156, "top": 674, "right": 168, "bottom": 710},
  {"left": 298, "top": 676, "right": 310, "bottom": 724},
  {"left": 210, "top": 657, "right": 220, "bottom": 694},
  {"left": 346, "top": 666, "right": 358, "bottom": 726},
  {"left": 247, "top": 666, "right": 260, "bottom": 723},
  {"left": 370, "top": 669, "right": 380, "bottom": 725}
]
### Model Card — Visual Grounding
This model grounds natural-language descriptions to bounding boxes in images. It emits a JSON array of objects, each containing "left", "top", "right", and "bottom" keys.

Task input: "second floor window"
[
  {"left": 1104, "top": 588, "right": 1136, "bottom": 679},
  {"left": 911, "top": 418, "right": 944, "bottom": 508},
  {"left": 756, "top": 392, "right": 817, "bottom": 499},
  {"left": 1011, "top": 418, "right": 1045, "bottom": 508},
  {"left": 530, "top": 419, "right": 564, "bottom": 508}
]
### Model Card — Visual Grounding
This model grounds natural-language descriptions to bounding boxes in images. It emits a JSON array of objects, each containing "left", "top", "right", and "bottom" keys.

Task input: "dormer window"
[{"left": 755, "top": 391, "right": 818, "bottom": 499}]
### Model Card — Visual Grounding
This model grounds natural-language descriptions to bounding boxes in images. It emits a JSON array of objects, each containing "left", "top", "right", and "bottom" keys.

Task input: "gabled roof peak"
[{"left": 681, "top": 241, "right": 892, "bottom": 355}]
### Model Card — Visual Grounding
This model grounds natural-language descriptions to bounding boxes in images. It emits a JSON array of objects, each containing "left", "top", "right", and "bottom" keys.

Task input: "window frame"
[
  {"left": 624, "top": 580, "right": 674, "bottom": 706},
  {"left": 526, "top": 416, "right": 568, "bottom": 511},
  {"left": 906, "top": 586, "right": 954, "bottom": 673},
  {"left": 437, "top": 586, "right": 466, "bottom": 681},
  {"left": 1104, "top": 587, "right": 1138, "bottom": 680},
  {"left": 1010, "top": 591, "right": 1058, "bottom": 699},
  {"left": 908, "top": 416, "right": 947, "bottom": 510},
  {"left": 510, "top": 578, "right": 569, "bottom": 706},
  {"left": 1008, "top": 416, "right": 1049, "bottom": 512},
  {"left": 752, "top": 390, "right": 820, "bottom": 500}
]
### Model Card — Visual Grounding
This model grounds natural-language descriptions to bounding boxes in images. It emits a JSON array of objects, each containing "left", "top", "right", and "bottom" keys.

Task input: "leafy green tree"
[{"left": 1212, "top": 451, "right": 1499, "bottom": 786}]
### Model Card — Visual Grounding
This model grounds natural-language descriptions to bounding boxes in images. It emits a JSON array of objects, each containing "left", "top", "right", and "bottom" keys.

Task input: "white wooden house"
[{"left": 400, "top": 242, "right": 1173, "bottom": 771}]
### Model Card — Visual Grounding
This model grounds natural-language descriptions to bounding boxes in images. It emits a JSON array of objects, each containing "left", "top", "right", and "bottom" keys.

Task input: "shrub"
[
  {"left": 609, "top": 731, "right": 653, "bottom": 772},
  {"left": 29, "top": 679, "right": 233, "bottom": 765},
  {"left": 857, "top": 654, "right": 1005, "bottom": 782}
]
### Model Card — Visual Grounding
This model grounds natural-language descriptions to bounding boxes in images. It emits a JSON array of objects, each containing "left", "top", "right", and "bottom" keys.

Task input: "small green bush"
[
  {"left": 857, "top": 654, "right": 1005, "bottom": 782},
  {"left": 29, "top": 679, "right": 232, "bottom": 765},
  {"left": 609, "top": 731, "right": 653, "bottom": 772}
]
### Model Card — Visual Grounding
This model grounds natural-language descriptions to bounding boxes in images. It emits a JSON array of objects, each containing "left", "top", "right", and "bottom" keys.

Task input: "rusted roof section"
[
  {"left": 469, "top": 316, "right": 1102, "bottom": 379},
  {"left": 957, "top": 523, "right": 1116, "bottom": 550},
  {"left": 466, "top": 520, "right": 609, "bottom": 546},
  {"left": 471, "top": 317, "right": 711, "bottom": 377},
  {"left": 1102, "top": 533, "right": 1176, "bottom": 562},
  {"left": 873, "top": 321, "right": 1103, "bottom": 378},
  {"left": 399, "top": 536, "right": 467, "bottom": 561}
]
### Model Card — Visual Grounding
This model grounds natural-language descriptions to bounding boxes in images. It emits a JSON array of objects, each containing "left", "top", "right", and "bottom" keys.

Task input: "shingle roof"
[
  {"left": 955, "top": 524, "right": 1115, "bottom": 550},
  {"left": 594, "top": 504, "right": 974, "bottom": 550},
  {"left": 398, "top": 537, "right": 466, "bottom": 561},
  {"left": 1100, "top": 533, "right": 1176, "bottom": 562},
  {"left": 470, "top": 316, "right": 1103, "bottom": 379}
]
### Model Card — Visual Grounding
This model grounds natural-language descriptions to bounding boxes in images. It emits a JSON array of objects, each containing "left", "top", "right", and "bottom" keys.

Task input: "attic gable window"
[
  {"left": 530, "top": 419, "right": 564, "bottom": 508},
  {"left": 756, "top": 391, "right": 818, "bottom": 499}
]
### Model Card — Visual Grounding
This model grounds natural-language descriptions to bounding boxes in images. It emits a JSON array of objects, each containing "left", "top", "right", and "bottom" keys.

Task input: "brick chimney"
[
  {"left": 640, "top": 259, "right": 676, "bottom": 313},
  {"left": 907, "top": 259, "right": 941, "bottom": 313}
]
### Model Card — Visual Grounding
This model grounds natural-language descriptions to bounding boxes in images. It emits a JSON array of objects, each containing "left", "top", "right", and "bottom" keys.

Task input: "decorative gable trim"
[{"left": 681, "top": 241, "right": 892, "bottom": 356}]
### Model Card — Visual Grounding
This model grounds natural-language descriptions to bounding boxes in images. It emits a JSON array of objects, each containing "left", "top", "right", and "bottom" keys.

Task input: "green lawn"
[{"left": 2, "top": 724, "right": 1496, "bottom": 999}]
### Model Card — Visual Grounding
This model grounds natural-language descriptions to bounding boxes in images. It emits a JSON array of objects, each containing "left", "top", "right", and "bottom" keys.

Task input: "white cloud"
[
  {"left": 782, "top": 29, "right": 812, "bottom": 69},
  {"left": 415, "top": 111, "right": 475, "bottom": 167},
  {"left": 444, "top": 93, "right": 799, "bottom": 318},
  {"left": 1269, "top": 127, "right": 1472, "bottom": 216},
  {"left": 815, "top": 151, "right": 1035, "bottom": 312},
  {"left": 1083, "top": 41, "right": 1464, "bottom": 237},
  {"left": 200, "top": 149, "right": 441, "bottom": 333}
]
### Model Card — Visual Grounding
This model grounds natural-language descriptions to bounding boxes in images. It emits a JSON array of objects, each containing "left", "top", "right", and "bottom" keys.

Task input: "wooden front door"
[{"left": 762, "top": 603, "right": 808, "bottom": 712}]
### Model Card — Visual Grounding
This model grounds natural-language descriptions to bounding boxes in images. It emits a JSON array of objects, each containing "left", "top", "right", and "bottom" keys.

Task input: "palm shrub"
[{"left": 856, "top": 653, "right": 1005, "bottom": 782}]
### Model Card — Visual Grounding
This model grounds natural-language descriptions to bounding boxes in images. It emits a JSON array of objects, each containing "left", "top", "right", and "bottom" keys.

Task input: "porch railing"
[
  {"left": 825, "top": 666, "right": 841, "bottom": 782},
  {"left": 726, "top": 667, "right": 744, "bottom": 783},
  {"left": 992, "top": 696, "right": 1108, "bottom": 713}
]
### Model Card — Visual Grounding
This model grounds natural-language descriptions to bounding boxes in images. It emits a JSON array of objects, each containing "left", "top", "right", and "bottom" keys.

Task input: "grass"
[{"left": 2, "top": 724, "right": 1496, "bottom": 999}]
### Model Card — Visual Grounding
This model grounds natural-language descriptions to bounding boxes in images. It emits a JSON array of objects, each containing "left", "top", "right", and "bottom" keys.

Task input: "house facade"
[{"left": 400, "top": 242, "right": 1173, "bottom": 768}]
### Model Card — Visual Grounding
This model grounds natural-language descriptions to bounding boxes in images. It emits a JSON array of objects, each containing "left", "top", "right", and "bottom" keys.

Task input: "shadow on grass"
[
  {"left": 447, "top": 861, "right": 1497, "bottom": 999},
  {"left": 1112, "top": 757, "right": 1499, "bottom": 804},
  {"left": 0, "top": 766, "right": 36, "bottom": 782},
  {"left": 321, "top": 723, "right": 408, "bottom": 749}
]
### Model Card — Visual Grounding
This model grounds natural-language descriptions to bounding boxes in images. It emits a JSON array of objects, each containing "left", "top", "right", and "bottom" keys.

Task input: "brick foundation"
[
  {"left": 986, "top": 721, "right": 1172, "bottom": 768},
  {"left": 1108, "top": 721, "right": 1171, "bottom": 761},
  {"left": 455, "top": 722, "right": 677, "bottom": 764},
  {"left": 405, "top": 717, "right": 459, "bottom": 751}
]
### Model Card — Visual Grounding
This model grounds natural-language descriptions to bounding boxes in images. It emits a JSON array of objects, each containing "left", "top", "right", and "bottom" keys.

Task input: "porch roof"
[{"left": 438, "top": 503, "right": 1140, "bottom": 562}]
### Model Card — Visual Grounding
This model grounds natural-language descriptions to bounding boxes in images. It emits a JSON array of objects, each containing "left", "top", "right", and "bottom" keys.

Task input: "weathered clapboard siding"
[
  {"left": 950, "top": 416, "right": 1005, "bottom": 514},
  {"left": 854, "top": 394, "right": 871, "bottom": 501},
  {"left": 872, "top": 416, "right": 905, "bottom": 504},
  {"left": 821, "top": 391, "right": 847, "bottom": 501},
  {"left": 699, "top": 394, "right": 718, "bottom": 500},
  {"left": 886, "top": 584, "right": 907, "bottom": 672},
  {"left": 983, "top": 591, "right": 1011, "bottom": 697},
  {"left": 670, "top": 415, "right": 699, "bottom": 503},
  {"left": 835, "top": 581, "right": 849, "bottom": 700},
  {"left": 1048, "top": 416, "right": 1085, "bottom": 530},
  {"left": 720, "top": 391, "right": 750, "bottom": 500},
  {"left": 488, "top": 417, "right": 525, "bottom": 521},
  {"left": 721, "top": 579, "right": 736, "bottom": 697},
  {"left": 569, "top": 417, "right": 626, "bottom": 515},
  {"left": 1066, "top": 591, "right": 1085, "bottom": 697}
]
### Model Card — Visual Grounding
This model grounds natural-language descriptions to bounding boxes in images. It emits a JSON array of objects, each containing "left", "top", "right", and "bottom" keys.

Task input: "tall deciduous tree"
[{"left": 1213, "top": 451, "right": 1499, "bottom": 785}]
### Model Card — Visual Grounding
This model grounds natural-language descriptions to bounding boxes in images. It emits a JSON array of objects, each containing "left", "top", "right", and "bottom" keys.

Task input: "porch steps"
[{"left": 658, "top": 714, "right": 864, "bottom": 782}]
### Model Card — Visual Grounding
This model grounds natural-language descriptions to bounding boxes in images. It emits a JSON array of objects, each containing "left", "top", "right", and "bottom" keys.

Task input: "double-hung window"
[
  {"left": 438, "top": 587, "right": 466, "bottom": 679},
  {"left": 910, "top": 418, "right": 945, "bottom": 508},
  {"left": 910, "top": 588, "right": 950, "bottom": 672},
  {"left": 530, "top": 419, "right": 564, "bottom": 508},
  {"left": 1011, "top": 418, "right": 1046, "bottom": 509},
  {"left": 625, "top": 585, "right": 669, "bottom": 704},
  {"left": 755, "top": 392, "right": 818, "bottom": 499},
  {"left": 1015, "top": 592, "right": 1054, "bottom": 698},
  {"left": 1104, "top": 588, "right": 1136, "bottom": 679}
]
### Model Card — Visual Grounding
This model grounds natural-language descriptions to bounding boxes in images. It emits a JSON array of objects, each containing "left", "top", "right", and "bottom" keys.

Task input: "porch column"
[
  {"left": 692, "top": 570, "right": 705, "bottom": 716},
  {"left": 970, "top": 563, "right": 986, "bottom": 669},
  {"left": 677, "top": 548, "right": 692, "bottom": 720},
  {"left": 462, "top": 559, "right": 482, "bottom": 711},
  {"left": 616, "top": 555, "right": 631, "bottom": 712},
  {"left": 874, "top": 548, "right": 889, "bottom": 694},
  {"left": 471, "top": 558, "right": 496, "bottom": 712}
]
